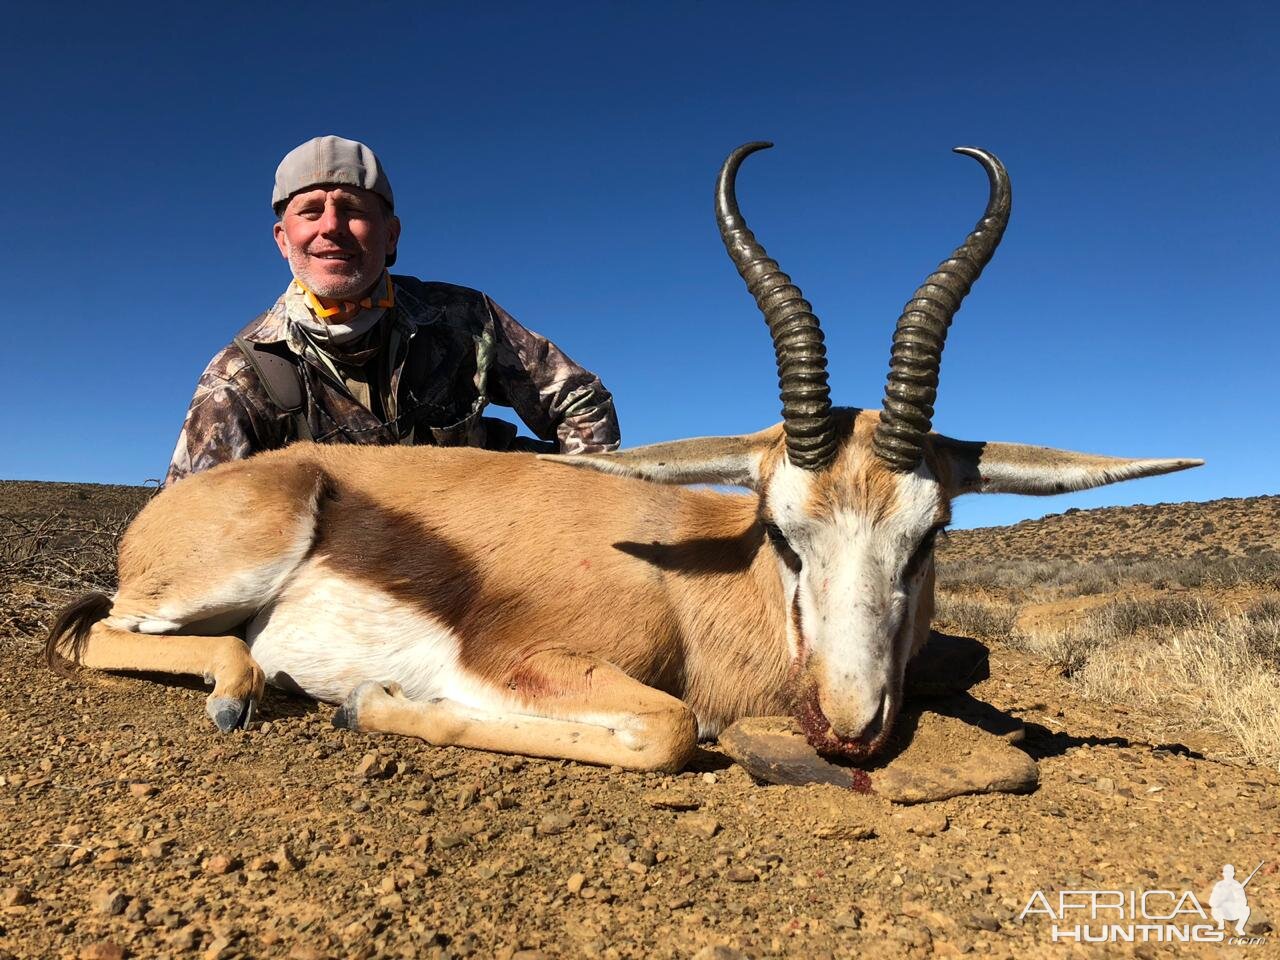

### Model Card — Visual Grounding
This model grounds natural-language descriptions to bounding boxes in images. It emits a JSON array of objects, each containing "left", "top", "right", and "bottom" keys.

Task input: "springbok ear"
[
  {"left": 539, "top": 431, "right": 776, "bottom": 491},
  {"left": 933, "top": 435, "right": 1204, "bottom": 497}
]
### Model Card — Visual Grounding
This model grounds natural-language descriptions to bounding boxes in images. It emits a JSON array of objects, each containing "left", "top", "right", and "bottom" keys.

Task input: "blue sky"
[{"left": 1, "top": 1, "right": 1275, "bottom": 529}]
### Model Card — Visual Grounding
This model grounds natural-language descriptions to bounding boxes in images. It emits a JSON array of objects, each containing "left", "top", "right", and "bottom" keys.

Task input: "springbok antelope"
[{"left": 47, "top": 143, "right": 1201, "bottom": 772}]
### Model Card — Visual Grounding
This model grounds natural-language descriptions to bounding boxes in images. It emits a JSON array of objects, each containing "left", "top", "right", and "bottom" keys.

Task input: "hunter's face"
[{"left": 274, "top": 186, "right": 400, "bottom": 303}]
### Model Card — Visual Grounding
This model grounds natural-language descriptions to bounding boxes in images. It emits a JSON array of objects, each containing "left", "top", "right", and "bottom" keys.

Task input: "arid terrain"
[{"left": 1, "top": 480, "right": 1277, "bottom": 959}]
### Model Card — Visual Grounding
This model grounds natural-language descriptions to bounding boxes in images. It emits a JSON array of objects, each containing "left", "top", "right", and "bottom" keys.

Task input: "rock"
[
  {"left": 723, "top": 865, "right": 757, "bottom": 883},
  {"left": 644, "top": 790, "right": 700, "bottom": 811},
  {"left": 875, "top": 709, "right": 1039, "bottom": 804},
  {"left": 403, "top": 799, "right": 429, "bottom": 814},
  {"left": 892, "top": 808, "right": 949, "bottom": 836},
  {"left": 966, "top": 914, "right": 1001, "bottom": 932},
  {"left": 128, "top": 782, "right": 157, "bottom": 798},
  {"left": 168, "top": 928, "right": 199, "bottom": 950},
  {"left": 718, "top": 717, "right": 865, "bottom": 789},
  {"left": 692, "top": 947, "right": 745, "bottom": 960},
  {"left": 203, "top": 935, "right": 234, "bottom": 959},
  {"left": 0, "top": 887, "right": 31, "bottom": 907},
  {"left": 676, "top": 814, "right": 721, "bottom": 839},
  {"left": 814, "top": 813, "right": 875, "bottom": 841},
  {"left": 79, "top": 943, "right": 126, "bottom": 960},
  {"left": 123, "top": 898, "right": 147, "bottom": 922},
  {"left": 287, "top": 945, "right": 328, "bottom": 960},
  {"left": 354, "top": 753, "right": 392, "bottom": 780},
  {"left": 90, "top": 886, "right": 127, "bottom": 916},
  {"left": 536, "top": 813, "right": 575, "bottom": 836},
  {"left": 832, "top": 908, "right": 863, "bottom": 930},
  {"left": 204, "top": 854, "right": 238, "bottom": 876},
  {"left": 566, "top": 873, "right": 586, "bottom": 895},
  {"left": 247, "top": 854, "right": 277, "bottom": 873}
]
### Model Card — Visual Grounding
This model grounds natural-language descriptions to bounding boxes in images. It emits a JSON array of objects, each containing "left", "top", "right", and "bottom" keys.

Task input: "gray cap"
[{"left": 272, "top": 135, "right": 394, "bottom": 212}]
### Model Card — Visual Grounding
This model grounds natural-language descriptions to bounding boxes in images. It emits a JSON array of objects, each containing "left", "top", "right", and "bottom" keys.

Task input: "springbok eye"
[
  {"left": 763, "top": 522, "right": 802, "bottom": 573},
  {"left": 903, "top": 525, "right": 946, "bottom": 580}
]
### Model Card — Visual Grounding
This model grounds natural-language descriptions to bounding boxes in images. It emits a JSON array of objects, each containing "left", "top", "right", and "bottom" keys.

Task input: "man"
[
  {"left": 1209, "top": 864, "right": 1252, "bottom": 936},
  {"left": 166, "top": 135, "right": 619, "bottom": 485}
]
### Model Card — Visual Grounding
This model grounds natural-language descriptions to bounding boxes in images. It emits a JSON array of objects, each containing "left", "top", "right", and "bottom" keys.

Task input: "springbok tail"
[{"left": 44, "top": 592, "right": 112, "bottom": 676}]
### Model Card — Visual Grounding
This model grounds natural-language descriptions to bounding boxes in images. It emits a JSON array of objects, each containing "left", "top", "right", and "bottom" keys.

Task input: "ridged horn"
[
  {"left": 716, "top": 142, "right": 837, "bottom": 471},
  {"left": 873, "top": 147, "right": 1011, "bottom": 472}
]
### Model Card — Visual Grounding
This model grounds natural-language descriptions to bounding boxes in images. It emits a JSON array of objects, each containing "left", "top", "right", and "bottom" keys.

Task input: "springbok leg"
[
  {"left": 334, "top": 652, "right": 698, "bottom": 772},
  {"left": 65, "top": 621, "right": 265, "bottom": 732}
]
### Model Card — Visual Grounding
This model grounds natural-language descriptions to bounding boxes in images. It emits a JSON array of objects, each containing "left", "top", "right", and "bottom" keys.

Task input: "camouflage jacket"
[{"left": 165, "top": 276, "right": 620, "bottom": 485}]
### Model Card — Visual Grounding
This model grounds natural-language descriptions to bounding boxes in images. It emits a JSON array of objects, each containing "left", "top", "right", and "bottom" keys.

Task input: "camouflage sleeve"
[
  {"left": 484, "top": 297, "right": 621, "bottom": 454},
  {"left": 163, "top": 352, "right": 278, "bottom": 486}
]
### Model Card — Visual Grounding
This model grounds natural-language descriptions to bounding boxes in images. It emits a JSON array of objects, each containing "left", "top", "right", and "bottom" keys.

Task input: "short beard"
[{"left": 286, "top": 245, "right": 381, "bottom": 301}]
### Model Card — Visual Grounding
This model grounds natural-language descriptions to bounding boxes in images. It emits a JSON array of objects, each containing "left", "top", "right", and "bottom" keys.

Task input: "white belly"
[{"left": 246, "top": 558, "right": 471, "bottom": 705}]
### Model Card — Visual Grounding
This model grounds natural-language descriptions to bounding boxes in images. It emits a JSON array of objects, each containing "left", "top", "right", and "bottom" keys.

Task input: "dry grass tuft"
[
  {"left": 1073, "top": 612, "right": 1280, "bottom": 768},
  {"left": 1000, "top": 596, "right": 1280, "bottom": 767},
  {"left": 933, "top": 594, "right": 1018, "bottom": 640}
]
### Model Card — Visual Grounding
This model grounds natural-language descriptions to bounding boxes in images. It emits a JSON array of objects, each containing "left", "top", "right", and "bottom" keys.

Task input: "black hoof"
[
  {"left": 332, "top": 701, "right": 357, "bottom": 730},
  {"left": 207, "top": 696, "right": 254, "bottom": 733}
]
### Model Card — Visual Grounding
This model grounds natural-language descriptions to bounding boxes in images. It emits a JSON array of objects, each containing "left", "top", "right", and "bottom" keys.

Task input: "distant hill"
[{"left": 938, "top": 495, "right": 1280, "bottom": 565}]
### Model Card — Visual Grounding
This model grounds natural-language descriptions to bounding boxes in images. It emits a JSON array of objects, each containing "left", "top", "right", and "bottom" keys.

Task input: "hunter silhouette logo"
[{"left": 1210, "top": 863, "right": 1262, "bottom": 936}]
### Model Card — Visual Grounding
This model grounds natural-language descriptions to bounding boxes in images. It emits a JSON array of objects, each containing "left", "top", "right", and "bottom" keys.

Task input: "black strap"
[{"left": 233, "top": 336, "right": 314, "bottom": 442}]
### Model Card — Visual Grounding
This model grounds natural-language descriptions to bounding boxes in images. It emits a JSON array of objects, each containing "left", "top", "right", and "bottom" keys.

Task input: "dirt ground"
[{"left": 1, "top": 483, "right": 1278, "bottom": 959}]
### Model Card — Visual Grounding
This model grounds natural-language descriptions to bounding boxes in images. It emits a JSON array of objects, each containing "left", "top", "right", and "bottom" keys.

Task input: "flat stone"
[
  {"left": 813, "top": 817, "right": 875, "bottom": 841},
  {"left": 717, "top": 701, "right": 1036, "bottom": 802},
  {"left": 675, "top": 814, "right": 721, "bottom": 839},
  {"left": 876, "top": 709, "right": 1039, "bottom": 805},
  {"left": 718, "top": 717, "right": 865, "bottom": 789},
  {"left": 644, "top": 790, "right": 700, "bottom": 811},
  {"left": 536, "top": 813, "right": 575, "bottom": 836},
  {"left": 79, "top": 943, "right": 126, "bottom": 960},
  {"left": 832, "top": 908, "right": 863, "bottom": 930},
  {"left": 892, "top": 807, "right": 949, "bottom": 836}
]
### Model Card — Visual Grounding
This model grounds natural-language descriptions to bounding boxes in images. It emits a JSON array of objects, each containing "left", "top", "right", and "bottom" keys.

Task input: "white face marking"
[{"left": 764, "top": 454, "right": 944, "bottom": 739}]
